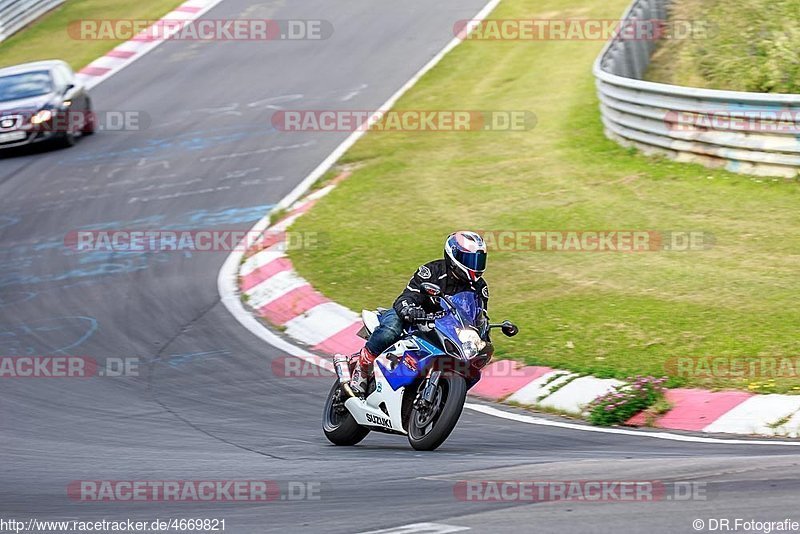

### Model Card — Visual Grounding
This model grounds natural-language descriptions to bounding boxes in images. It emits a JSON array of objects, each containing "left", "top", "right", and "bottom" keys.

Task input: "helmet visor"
[{"left": 454, "top": 249, "right": 487, "bottom": 273}]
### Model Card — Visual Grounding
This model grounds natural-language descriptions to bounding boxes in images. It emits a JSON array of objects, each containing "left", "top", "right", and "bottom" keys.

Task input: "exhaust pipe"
[{"left": 333, "top": 354, "right": 356, "bottom": 398}]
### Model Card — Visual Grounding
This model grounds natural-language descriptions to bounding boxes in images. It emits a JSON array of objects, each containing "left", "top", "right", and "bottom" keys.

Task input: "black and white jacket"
[{"left": 392, "top": 259, "right": 489, "bottom": 317}]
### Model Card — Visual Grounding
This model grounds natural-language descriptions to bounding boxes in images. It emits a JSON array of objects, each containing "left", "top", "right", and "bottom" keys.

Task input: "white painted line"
[
  {"left": 219, "top": 249, "right": 334, "bottom": 375},
  {"left": 358, "top": 523, "right": 470, "bottom": 534},
  {"left": 283, "top": 303, "right": 359, "bottom": 346},
  {"left": 464, "top": 403, "right": 800, "bottom": 446},
  {"left": 219, "top": 0, "right": 503, "bottom": 366},
  {"left": 703, "top": 395, "right": 800, "bottom": 437},
  {"left": 273, "top": 0, "right": 503, "bottom": 211},
  {"left": 539, "top": 376, "right": 624, "bottom": 415}
]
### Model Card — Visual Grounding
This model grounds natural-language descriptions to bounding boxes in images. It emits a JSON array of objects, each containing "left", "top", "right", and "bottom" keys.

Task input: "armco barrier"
[
  {"left": 0, "top": 0, "right": 64, "bottom": 43},
  {"left": 594, "top": 0, "right": 800, "bottom": 178}
]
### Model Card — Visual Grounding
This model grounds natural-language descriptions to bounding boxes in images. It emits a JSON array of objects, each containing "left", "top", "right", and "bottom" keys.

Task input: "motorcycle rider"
[{"left": 346, "top": 231, "right": 489, "bottom": 395}]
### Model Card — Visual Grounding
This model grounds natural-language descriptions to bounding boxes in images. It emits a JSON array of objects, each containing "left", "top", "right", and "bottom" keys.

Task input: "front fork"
[{"left": 415, "top": 369, "right": 442, "bottom": 410}]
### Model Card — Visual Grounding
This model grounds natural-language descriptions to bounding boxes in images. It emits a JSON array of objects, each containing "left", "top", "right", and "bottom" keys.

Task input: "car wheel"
[
  {"left": 57, "top": 130, "right": 76, "bottom": 148},
  {"left": 82, "top": 100, "right": 95, "bottom": 135}
]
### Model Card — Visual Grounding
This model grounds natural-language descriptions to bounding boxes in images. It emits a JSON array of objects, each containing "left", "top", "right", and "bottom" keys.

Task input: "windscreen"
[
  {"left": 0, "top": 71, "right": 53, "bottom": 102},
  {"left": 434, "top": 291, "right": 484, "bottom": 346}
]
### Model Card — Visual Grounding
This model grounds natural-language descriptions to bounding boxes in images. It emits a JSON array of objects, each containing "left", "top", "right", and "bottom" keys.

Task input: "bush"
[{"left": 588, "top": 376, "right": 667, "bottom": 426}]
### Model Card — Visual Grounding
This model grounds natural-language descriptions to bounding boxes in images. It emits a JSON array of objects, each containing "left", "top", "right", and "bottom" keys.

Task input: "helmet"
[{"left": 444, "top": 231, "right": 487, "bottom": 282}]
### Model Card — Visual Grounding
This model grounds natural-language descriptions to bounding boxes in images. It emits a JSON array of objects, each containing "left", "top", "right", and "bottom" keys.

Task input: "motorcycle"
[{"left": 323, "top": 282, "right": 518, "bottom": 451}]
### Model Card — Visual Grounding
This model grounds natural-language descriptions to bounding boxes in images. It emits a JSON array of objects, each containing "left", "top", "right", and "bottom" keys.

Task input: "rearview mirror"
[
  {"left": 420, "top": 282, "right": 441, "bottom": 297},
  {"left": 501, "top": 321, "right": 519, "bottom": 337}
]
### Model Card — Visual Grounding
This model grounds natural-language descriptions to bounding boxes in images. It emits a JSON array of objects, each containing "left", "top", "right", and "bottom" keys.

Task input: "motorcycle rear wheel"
[
  {"left": 407, "top": 373, "right": 467, "bottom": 451},
  {"left": 323, "top": 380, "right": 370, "bottom": 446}
]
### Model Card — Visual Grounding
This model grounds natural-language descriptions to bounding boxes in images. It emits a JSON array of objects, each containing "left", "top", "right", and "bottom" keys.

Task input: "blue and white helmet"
[{"left": 444, "top": 231, "right": 487, "bottom": 282}]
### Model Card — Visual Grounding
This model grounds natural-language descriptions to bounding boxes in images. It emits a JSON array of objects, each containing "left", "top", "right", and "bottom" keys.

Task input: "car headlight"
[
  {"left": 457, "top": 328, "right": 485, "bottom": 359},
  {"left": 31, "top": 109, "right": 53, "bottom": 125}
]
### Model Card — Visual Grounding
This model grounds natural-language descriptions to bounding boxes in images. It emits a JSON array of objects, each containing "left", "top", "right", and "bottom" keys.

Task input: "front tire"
[
  {"left": 407, "top": 373, "right": 467, "bottom": 451},
  {"left": 56, "top": 130, "right": 76, "bottom": 148},
  {"left": 82, "top": 100, "right": 96, "bottom": 135},
  {"left": 323, "top": 380, "right": 369, "bottom": 446}
]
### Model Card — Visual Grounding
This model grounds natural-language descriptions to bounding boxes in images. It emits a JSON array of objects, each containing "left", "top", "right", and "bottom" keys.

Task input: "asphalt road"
[{"left": 2, "top": 1, "right": 800, "bottom": 533}]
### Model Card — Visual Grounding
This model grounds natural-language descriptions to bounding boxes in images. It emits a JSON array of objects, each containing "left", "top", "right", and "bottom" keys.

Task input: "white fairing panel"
[
  {"left": 344, "top": 350, "right": 407, "bottom": 434},
  {"left": 361, "top": 310, "right": 380, "bottom": 335}
]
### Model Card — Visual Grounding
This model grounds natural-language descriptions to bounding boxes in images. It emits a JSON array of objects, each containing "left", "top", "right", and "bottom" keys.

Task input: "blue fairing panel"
[{"left": 379, "top": 337, "right": 442, "bottom": 391}]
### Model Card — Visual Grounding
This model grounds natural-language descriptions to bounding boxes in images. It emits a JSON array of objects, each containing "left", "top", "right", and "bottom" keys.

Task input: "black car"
[{"left": 0, "top": 60, "right": 94, "bottom": 149}]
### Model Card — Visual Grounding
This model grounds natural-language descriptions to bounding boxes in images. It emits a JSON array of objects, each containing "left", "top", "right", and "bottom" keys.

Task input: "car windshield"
[{"left": 0, "top": 71, "right": 53, "bottom": 102}]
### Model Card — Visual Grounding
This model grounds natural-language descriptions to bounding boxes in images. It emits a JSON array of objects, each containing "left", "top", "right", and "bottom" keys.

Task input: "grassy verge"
[
  {"left": 288, "top": 0, "right": 800, "bottom": 392},
  {"left": 0, "top": 0, "right": 184, "bottom": 71},
  {"left": 646, "top": 0, "right": 800, "bottom": 93}
]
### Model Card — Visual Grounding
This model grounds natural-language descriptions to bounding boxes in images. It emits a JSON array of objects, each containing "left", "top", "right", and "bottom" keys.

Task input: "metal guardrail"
[
  {"left": 0, "top": 0, "right": 64, "bottom": 44},
  {"left": 594, "top": 0, "right": 800, "bottom": 178}
]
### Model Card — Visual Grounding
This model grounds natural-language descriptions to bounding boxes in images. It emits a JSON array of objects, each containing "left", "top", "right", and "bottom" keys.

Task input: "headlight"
[
  {"left": 457, "top": 328, "right": 485, "bottom": 359},
  {"left": 31, "top": 109, "right": 53, "bottom": 125}
]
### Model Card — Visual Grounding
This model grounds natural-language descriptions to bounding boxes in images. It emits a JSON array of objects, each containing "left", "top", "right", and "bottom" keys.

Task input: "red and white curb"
[
  {"left": 237, "top": 181, "right": 800, "bottom": 438},
  {"left": 75, "top": 0, "right": 225, "bottom": 90},
  {"left": 239, "top": 173, "right": 367, "bottom": 357}
]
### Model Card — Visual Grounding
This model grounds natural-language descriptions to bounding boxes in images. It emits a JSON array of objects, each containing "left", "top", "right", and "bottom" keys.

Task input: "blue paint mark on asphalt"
[
  {"left": 0, "top": 291, "right": 37, "bottom": 308},
  {"left": 184, "top": 205, "right": 275, "bottom": 226},
  {"left": 0, "top": 281, "right": 98, "bottom": 309},
  {"left": 0, "top": 216, "right": 20, "bottom": 230},
  {"left": 0, "top": 259, "right": 152, "bottom": 288},
  {"left": 162, "top": 349, "right": 231, "bottom": 368},
  {"left": 0, "top": 316, "right": 98, "bottom": 356},
  {"left": 59, "top": 126, "right": 277, "bottom": 163},
  {"left": 0, "top": 204, "right": 274, "bottom": 289}
]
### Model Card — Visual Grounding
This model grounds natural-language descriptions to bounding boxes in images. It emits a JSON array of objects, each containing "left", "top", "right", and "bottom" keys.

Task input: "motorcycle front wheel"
[
  {"left": 407, "top": 373, "right": 467, "bottom": 451},
  {"left": 323, "top": 380, "right": 370, "bottom": 446}
]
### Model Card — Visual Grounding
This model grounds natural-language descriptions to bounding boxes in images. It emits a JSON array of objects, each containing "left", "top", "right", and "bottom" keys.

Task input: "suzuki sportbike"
[{"left": 323, "top": 282, "right": 518, "bottom": 451}]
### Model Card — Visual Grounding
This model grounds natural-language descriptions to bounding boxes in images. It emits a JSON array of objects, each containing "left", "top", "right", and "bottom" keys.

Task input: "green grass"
[
  {"left": 289, "top": 0, "right": 800, "bottom": 393},
  {"left": 0, "top": 0, "right": 184, "bottom": 71},
  {"left": 646, "top": 0, "right": 800, "bottom": 93}
]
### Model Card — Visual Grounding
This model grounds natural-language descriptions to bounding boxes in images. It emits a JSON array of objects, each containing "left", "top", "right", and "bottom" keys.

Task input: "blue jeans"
[{"left": 365, "top": 308, "right": 405, "bottom": 355}]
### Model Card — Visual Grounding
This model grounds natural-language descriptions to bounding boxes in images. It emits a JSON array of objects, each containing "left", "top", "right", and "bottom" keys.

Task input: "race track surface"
[{"left": 2, "top": 1, "right": 800, "bottom": 532}]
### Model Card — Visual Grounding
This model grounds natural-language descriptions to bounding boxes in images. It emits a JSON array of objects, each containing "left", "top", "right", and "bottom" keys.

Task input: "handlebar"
[{"left": 411, "top": 310, "right": 448, "bottom": 324}]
